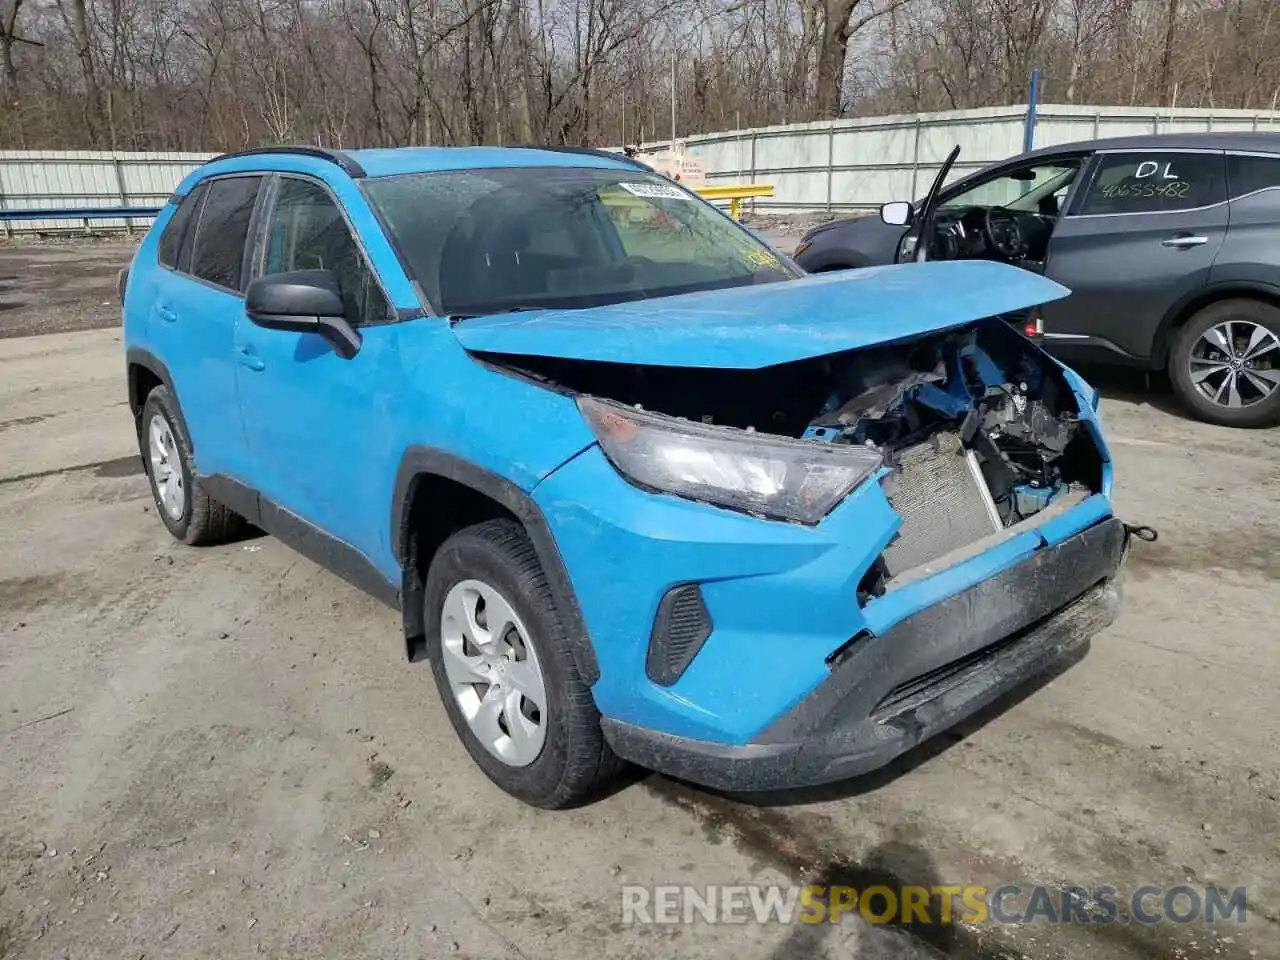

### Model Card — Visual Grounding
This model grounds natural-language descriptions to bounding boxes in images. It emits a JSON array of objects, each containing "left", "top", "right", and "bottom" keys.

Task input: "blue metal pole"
[
  {"left": 1024, "top": 69, "right": 1041, "bottom": 153},
  {"left": 0, "top": 206, "right": 161, "bottom": 221}
]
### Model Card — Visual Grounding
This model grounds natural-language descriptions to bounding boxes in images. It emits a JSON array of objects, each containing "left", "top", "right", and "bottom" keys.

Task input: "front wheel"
[
  {"left": 1169, "top": 299, "right": 1280, "bottom": 428},
  {"left": 424, "top": 519, "right": 623, "bottom": 808}
]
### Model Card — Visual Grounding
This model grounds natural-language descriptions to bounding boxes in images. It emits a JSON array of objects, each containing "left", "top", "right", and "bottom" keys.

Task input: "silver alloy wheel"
[
  {"left": 440, "top": 579, "right": 548, "bottom": 767},
  {"left": 147, "top": 413, "right": 186, "bottom": 520},
  {"left": 1188, "top": 320, "right": 1280, "bottom": 408}
]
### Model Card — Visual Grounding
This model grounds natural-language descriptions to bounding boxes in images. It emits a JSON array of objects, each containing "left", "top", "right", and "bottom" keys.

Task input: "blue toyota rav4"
[{"left": 122, "top": 145, "right": 1131, "bottom": 807}]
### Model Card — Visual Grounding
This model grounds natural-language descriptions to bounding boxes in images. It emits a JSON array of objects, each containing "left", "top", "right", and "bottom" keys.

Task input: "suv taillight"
[{"left": 116, "top": 267, "right": 129, "bottom": 304}]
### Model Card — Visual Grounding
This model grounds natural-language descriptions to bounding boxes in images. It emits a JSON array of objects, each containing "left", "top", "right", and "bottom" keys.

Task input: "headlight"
[{"left": 578, "top": 397, "right": 883, "bottom": 524}]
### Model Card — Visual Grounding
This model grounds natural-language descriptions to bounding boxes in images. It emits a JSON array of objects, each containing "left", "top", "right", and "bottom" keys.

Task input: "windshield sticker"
[
  {"left": 745, "top": 249, "right": 781, "bottom": 268},
  {"left": 619, "top": 181, "right": 692, "bottom": 201},
  {"left": 1100, "top": 181, "right": 1191, "bottom": 200}
]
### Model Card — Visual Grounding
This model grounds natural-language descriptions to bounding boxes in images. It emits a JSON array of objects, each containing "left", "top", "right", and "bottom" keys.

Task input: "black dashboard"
[{"left": 924, "top": 206, "right": 1056, "bottom": 265}]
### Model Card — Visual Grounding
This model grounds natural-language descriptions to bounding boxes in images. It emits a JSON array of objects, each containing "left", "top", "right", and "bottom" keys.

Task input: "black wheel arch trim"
[
  {"left": 126, "top": 346, "right": 176, "bottom": 415},
  {"left": 1153, "top": 279, "right": 1280, "bottom": 368},
  {"left": 391, "top": 446, "right": 600, "bottom": 684},
  {"left": 126, "top": 347, "right": 196, "bottom": 466}
]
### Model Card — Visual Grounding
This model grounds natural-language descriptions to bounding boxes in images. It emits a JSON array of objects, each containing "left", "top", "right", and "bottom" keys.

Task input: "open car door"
[{"left": 915, "top": 146, "right": 961, "bottom": 262}]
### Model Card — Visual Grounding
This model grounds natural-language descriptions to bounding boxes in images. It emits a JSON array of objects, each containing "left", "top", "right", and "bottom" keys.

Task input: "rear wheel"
[
  {"left": 424, "top": 519, "right": 623, "bottom": 808},
  {"left": 1169, "top": 299, "right": 1280, "bottom": 427},
  {"left": 139, "top": 386, "right": 244, "bottom": 545}
]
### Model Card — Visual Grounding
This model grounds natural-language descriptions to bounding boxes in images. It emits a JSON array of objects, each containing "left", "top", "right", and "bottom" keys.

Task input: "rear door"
[
  {"left": 147, "top": 175, "right": 263, "bottom": 479},
  {"left": 1042, "top": 149, "right": 1228, "bottom": 364},
  {"left": 1211, "top": 152, "right": 1280, "bottom": 290}
]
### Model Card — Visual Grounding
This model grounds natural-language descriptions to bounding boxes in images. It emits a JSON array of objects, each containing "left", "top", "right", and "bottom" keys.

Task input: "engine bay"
[
  {"left": 798, "top": 319, "right": 1100, "bottom": 528},
  {"left": 483, "top": 317, "right": 1104, "bottom": 580}
]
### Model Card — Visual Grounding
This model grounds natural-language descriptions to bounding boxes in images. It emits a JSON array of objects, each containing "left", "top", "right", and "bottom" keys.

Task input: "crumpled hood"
[{"left": 451, "top": 260, "right": 1069, "bottom": 370}]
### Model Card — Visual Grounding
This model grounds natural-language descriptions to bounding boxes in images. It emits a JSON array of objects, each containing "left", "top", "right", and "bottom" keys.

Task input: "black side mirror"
[{"left": 245, "top": 269, "right": 362, "bottom": 359}]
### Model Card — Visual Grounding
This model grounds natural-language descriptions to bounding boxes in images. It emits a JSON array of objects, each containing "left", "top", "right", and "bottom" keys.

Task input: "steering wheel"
[
  {"left": 926, "top": 225, "right": 960, "bottom": 261},
  {"left": 983, "top": 207, "right": 1029, "bottom": 260}
]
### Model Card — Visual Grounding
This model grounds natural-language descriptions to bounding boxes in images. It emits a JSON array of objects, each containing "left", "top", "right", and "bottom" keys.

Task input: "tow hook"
[
  {"left": 1124, "top": 523, "right": 1158, "bottom": 544},
  {"left": 1121, "top": 522, "right": 1162, "bottom": 560},
  {"left": 1119, "top": 523, "right": 1157, "bottom": 570}
]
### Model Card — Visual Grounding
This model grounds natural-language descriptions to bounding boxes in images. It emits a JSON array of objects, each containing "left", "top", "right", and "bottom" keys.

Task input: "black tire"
[
  {"left": 1169, "top": 299, "right": 1280, "bottom": 428},
  {"left": 139, "top": 386, "right": 244, "bottom": 545},
  {"left": 424, "top": 519, "right": 624, "bottom": 808}
]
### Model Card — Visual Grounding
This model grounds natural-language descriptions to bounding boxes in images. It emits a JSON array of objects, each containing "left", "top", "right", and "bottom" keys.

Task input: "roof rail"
[
  {"left": 211, "top": 145, "right": 366, "bottom": 178},
  {"left": 513, "top": 145, "right": 654, "bottom": 172}
]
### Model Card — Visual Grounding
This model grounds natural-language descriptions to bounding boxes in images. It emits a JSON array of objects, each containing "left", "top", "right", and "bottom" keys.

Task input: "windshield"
[
  {"left": 362, "top": 167, "right": 798, "bottom": 317},
  {"left": 940, "top": 163, "right": 1080, "bottom": 212}
]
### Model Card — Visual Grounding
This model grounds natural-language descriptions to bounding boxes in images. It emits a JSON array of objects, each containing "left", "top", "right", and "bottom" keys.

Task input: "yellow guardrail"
[
  {"left": 692, "top": 183, "right": 775, "bottom": 220},
  {"left": 601, "top": 182, "right": 775, "bottom": 220}
]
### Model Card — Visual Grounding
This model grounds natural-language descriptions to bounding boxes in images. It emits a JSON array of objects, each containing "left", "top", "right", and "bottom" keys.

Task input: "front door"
[
  {"left": 1042, "top": 149, "right": 1229, "bottom": 364},
  {"left": 232, "top": 174, "right": 397, "bottom": 563}
]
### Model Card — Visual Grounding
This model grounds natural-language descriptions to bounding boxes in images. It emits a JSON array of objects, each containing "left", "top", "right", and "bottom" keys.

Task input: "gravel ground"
[
  {"left": 1, "top": 237, "right": 1278, "bottom": 960},
  {"left": 0, "top": 237, "right": 138, "bottom": 339}
]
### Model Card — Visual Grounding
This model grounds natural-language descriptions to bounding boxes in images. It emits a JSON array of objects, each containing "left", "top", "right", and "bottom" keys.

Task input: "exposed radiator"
[{"left": 880, "top": 431, "right": 1002, "bottom": 580}]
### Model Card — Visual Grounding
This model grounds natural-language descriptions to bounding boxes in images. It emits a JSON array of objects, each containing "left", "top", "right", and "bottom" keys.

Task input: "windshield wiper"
[{"left": 448, "top": 305, "right": 548, "bottom": 322}]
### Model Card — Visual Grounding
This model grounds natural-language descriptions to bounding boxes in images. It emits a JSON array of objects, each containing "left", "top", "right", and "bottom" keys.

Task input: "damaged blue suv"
[{"left": 122, "top": 145, "right": 1130, "bottom": 807}]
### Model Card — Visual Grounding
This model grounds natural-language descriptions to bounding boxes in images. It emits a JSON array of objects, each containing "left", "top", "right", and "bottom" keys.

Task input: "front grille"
[
  {"left": 880, "top": 431, "right": 1000, "bottom": 580},
  {"left": 872, "top": 626, "right": 1023, "bottom": 719},
  {"left": 871, "top": 578, "right": 1109, "bottom": 720}
]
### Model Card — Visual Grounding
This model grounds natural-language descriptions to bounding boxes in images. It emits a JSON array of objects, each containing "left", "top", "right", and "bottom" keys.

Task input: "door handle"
[
  {"left": 155, "top": 304, "right": 179, "bottom": 323},
  {"left": 236, "top": 344, "right": 265, "bottom": 372},
  {"left": 1161, "top": 235, "right": 1208, "bottom": 248}
]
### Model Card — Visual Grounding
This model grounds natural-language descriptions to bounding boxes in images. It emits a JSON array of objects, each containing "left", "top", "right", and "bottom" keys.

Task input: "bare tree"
[
  {"left": 1, "top": 0, "right": 36, "bottom": 95},
  {"left": 56, "top": 0, "right": 106, "bottom": 142},
  {"left": 2, "top": 0, "right": 1280, "bottom": 152},
  {"left": 812, "top": 0, "right": 915, "bottom": 116}
]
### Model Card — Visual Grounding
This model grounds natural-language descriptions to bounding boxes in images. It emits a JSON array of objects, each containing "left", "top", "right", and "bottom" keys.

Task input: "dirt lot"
[
  {"left": 1, "top": 237, "right": 1278, "bottom": 960},
  {"left": 0, "top": 239, "right": 139, "bottom": 340}
]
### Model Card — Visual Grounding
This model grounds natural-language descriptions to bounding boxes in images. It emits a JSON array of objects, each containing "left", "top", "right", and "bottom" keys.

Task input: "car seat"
[{"left": 439, "top": 191, "right": 554, "bottom": 313}]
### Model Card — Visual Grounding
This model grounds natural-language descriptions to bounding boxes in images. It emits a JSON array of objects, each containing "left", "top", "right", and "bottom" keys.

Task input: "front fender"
[
  {"left": 798, "top": 249, "right": 874, "bottom": 272},
  {"left": 390, "top": 445, "right": 599, "bottom": 683}
]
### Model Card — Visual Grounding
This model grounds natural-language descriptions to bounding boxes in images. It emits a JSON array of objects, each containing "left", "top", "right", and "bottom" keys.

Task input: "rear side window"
[
  {"left": 1077, "top": 152, "right": 1225, "bottom": 215},
  {"left": 157, "top": 184, "right": 205, "bottom": 269},
  {"left": 190, "top": 177, "right": 262, "bottom": 291},
  {"left": 1226, "top": 154, "right": 1280, "bottom": 198}
]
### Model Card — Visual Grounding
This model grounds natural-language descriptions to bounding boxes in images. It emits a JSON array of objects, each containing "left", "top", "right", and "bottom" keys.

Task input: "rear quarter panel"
[
  {"left": 122, "top": 206, "right": 175, "bottom": 354},
  {"left": 1212, "top": 188, "right": 1280, "bottom": 289}
]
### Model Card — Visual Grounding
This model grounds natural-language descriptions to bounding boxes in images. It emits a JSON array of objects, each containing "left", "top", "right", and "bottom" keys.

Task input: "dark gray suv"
[{"left": 794, "top": 133, "right": 1280, "bottom": 428}]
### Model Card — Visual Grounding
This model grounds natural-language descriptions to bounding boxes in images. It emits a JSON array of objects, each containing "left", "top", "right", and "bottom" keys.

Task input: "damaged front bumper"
[{"left": 600, "top": 516, "right": 1129, "bottom": 792}]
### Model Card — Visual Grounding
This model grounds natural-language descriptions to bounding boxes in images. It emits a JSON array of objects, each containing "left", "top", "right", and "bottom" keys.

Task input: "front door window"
[{"left": 262, "top": 177, "right": 390, "bottom": 326}]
